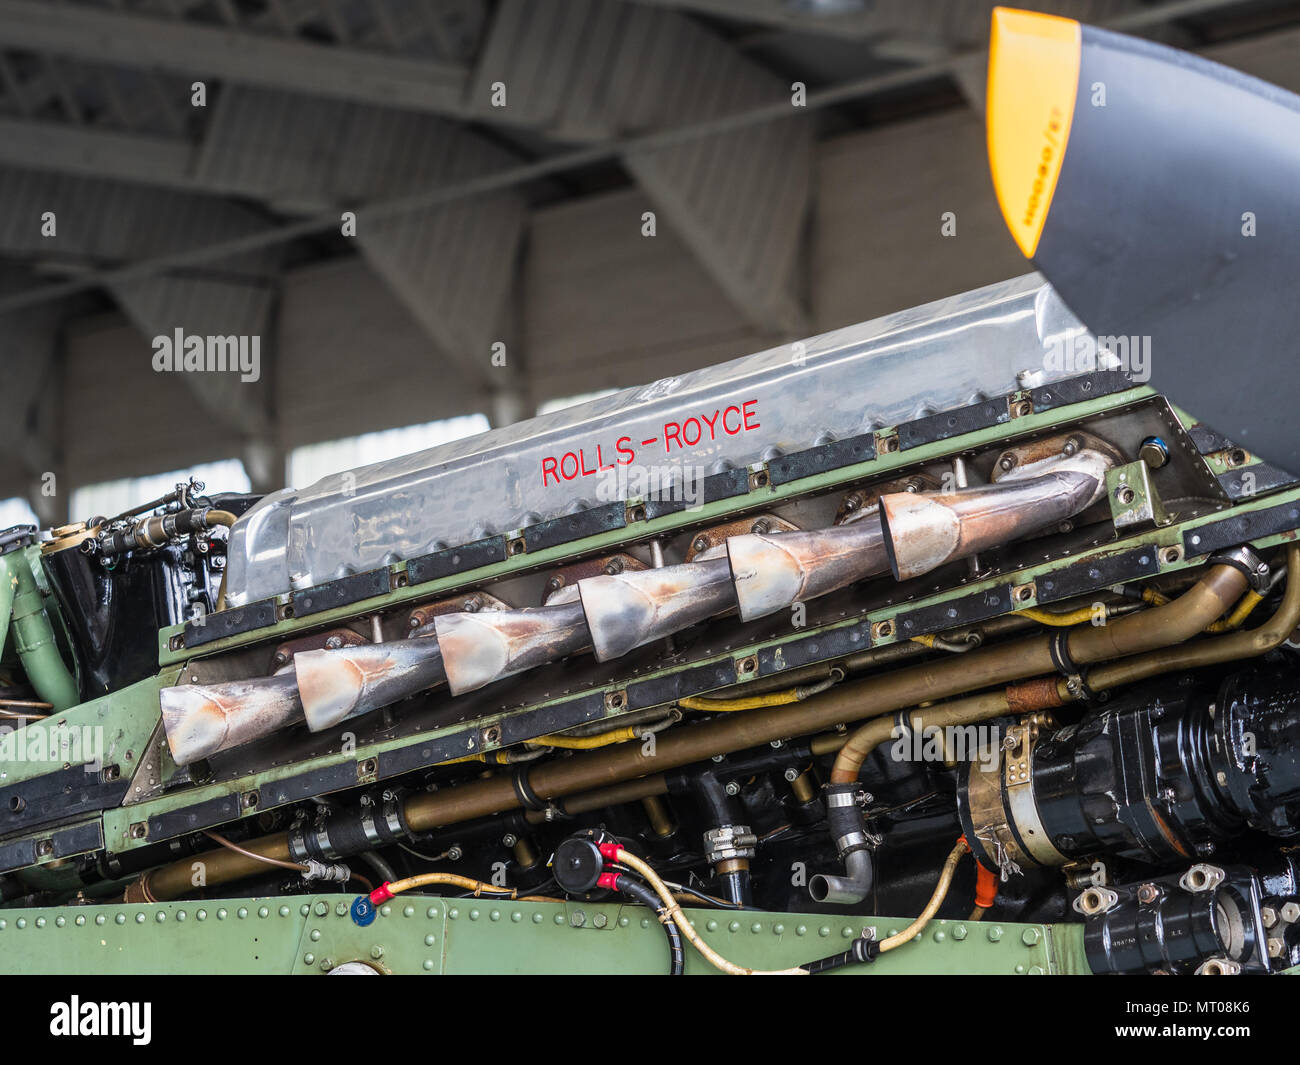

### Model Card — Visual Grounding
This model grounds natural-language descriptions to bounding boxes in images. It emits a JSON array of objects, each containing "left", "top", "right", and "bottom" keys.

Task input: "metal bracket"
[{"left": 1106, "top": 460, "right": 1168, "bottom": 530}]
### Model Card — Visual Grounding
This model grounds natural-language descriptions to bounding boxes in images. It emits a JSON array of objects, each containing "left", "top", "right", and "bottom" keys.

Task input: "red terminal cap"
[
  {"left": 597, "top": 842, "right": 623, "bottom": 862},
  {"left": 369, "top": 883, "right": 395, "bottom": 905},
  {"left": 975, "top": 862, "right": 999, "bottom": 909},
  {"left": 596, "top": 872, "right": 621, "bottom": 891}
]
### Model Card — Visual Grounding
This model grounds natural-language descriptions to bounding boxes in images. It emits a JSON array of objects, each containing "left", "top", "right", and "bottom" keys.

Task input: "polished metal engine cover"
[{"left": 223, "top": 273, "right": 1092, "bottom": 606}]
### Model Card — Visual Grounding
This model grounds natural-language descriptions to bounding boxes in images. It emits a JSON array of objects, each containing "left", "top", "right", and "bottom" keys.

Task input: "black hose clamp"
[
  {"left": 824, "top": 782, "right": 873, "bottom": 858},
  {"left": 1049, "top": 630, "right": 1080, "bottom": 678},
  {"left": 1207, "top": 545, "right": 1269, "bottom": 593},
  {"left": 511, "top": 766, "right": 548, "bottom": 811}
]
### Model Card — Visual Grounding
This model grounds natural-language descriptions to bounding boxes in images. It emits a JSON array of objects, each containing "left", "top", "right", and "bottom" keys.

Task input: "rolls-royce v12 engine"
[
  {"left": 2, "top": 9, "right": 1300, "bottom": 976},
  {"left": 4, "top": 270, "right": 1299, "bottom": 976}
]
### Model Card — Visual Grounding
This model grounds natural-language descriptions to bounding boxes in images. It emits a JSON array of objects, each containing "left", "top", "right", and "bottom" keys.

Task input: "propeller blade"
[{"left": 986, "top": 6, "right": 1300, "bottom": 474}]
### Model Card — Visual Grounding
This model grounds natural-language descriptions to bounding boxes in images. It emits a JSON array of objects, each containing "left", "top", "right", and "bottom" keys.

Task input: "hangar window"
[
  {"left": 0, "top": 497, "right": 39, "bottom": 530},
  {"left": 70, "top": 459, "right": 252, "bottom": 522},
  {"left": 287, "top": 415, "right": 490, "bottom": 488}
]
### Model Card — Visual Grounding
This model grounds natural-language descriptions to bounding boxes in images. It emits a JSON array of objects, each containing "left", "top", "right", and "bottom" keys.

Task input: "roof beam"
[
  {"left": 192, "top": 85, "right": 528, "bottom": 391},
  {"left": 0, "top": 116, "right": 195, "bottom": 188},
  {"left": 0, "top": 0, "right": 470, "bottom": 115},
  {"left": 473, "top": 0, "right": 811, "bottom": 334}
]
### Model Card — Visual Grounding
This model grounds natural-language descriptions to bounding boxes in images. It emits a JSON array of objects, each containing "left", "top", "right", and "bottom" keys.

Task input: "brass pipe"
[
  {"left": 206, "top": 510, "right": 237, "bottom": 613},
  {"left": 140, "top": 834, "right": 299, "bottom": 902},
  {"left": 511, "top": 836, "right": 540, "bottom": 871},
  {"left": 641, "top": 794, "right": 676, "bottom": 837},
  {"left": 524, "top": 775, "right": 669, "bottom": 822},
  {"left": 1087, "top": 544, "right": 1300, "bottom": 691},
  {"left": 1065, "top": 564, "right": 1248, "bottom": 663},
  {"left": 789, "top": 768, "right": 817, "bottom": 804},
  {"left": 830, "top": 687, "right": 1047, "bottom": 784}
]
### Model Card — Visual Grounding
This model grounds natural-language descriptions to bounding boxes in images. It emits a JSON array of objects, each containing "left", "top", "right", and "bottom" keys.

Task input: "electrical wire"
[
  {"left": 612, "top": 874, "right": 686, "bottom": 975},
  {"left": 613, "top": 847, "right": 808, "bottom": 975},
  {"left": 202, "top": 829, "right": 372, "bottom": 890},
  {"left": 678, "top": 673, "right": 841, "bottom": 714},
  {"left": 202, "top": 830, "right": 308, "bottom": 873},
  {"left": 372, "top": 871, "right": 561, "bottom": 902},
  {"left": 606, "top": 863, "right": 751, "bottom": 910},
  {"left": 878, "top": 838, "right": 969, "bottom": 952}
]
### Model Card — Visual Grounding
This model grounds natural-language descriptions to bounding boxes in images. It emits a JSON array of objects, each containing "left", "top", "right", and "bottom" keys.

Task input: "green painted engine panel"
[{"left": 0, "top": 894, "right": 1089, "bottom": 975}]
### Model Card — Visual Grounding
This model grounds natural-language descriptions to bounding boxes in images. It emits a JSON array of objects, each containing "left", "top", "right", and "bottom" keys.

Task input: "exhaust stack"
[
  {"left": 295, "top": 636, "right": 447, "bottom": 732},
  {"left": 727, "top": 523, "right": 890, "bottom": 622},
  {"left": 578, "top": 557, "right": 737, "bottom": 661},
  {"left": 435, "top": 600, "right": 590, "bottom": 696},
  {"left": 161, "top": 669, "right": 302, "bottom": 766},
  {"left": 163, "top": 433, "right": 1120, "bottom": 759},
  {"left": 880, "top": 437, "right": 1117, "bottom": 580}
]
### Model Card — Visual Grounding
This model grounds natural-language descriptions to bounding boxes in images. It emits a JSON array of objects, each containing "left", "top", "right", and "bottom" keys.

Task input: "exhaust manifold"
[{"left": 160, "top": 433, "right": 1118, "bottom": 765}]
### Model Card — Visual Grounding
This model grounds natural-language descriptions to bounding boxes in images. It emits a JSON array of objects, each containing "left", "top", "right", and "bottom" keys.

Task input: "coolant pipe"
[
  {"left": 808, "top": 783, "right": 874, "bottom": 905},
  {"left": 0, "top": 548, "right": 79, "bottom": 711},
  {"left": 810, "top": 683, "right": 1065, "bottom": 905}
]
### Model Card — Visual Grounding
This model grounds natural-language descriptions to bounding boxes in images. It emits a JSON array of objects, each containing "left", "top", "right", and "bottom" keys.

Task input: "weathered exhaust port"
[
  {"left": 578, "top": 556, "right": 737, "bottom": 661},
  {"left": 879, "top": 438, "right": 1118, "bottom": 581},
  {"left": 727, "top": 523, "right": 890, "bottom": 622},
  {"left": 295, "top": 637, "right": 447, "bottom": 732},
  {"left": 434, "top": 600, "right": 590, "bottom": 696},
  {"left": 161, "top": 669, "right": 303, "bottom": 766}
]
